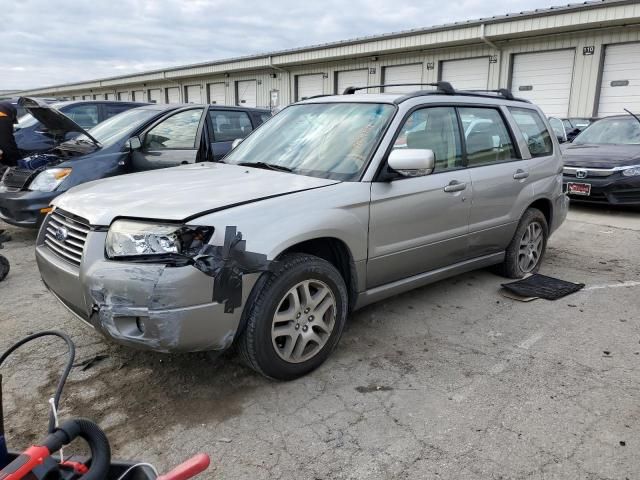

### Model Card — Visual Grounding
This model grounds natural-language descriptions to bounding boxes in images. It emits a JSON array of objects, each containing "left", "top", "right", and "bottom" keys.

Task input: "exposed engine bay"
[{"left": 2, "top": 141, "right": 94, "bottom": 190}]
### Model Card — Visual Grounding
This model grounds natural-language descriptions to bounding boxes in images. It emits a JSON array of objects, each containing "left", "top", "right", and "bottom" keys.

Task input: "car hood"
[
  {"left": 562, "top": 143, "right": 640, "bottom": 168},
  {"left": 52, "top": 162, "right": 340, "bottom": 226},
  {"left": 18, "top": 97, "right": 100, "bottom": 147}
]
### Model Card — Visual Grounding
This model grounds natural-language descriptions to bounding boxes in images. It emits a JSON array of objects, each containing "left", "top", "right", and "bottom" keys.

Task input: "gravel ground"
[{"left": 0, "top": 204, "right": 639, "bottom": 479}]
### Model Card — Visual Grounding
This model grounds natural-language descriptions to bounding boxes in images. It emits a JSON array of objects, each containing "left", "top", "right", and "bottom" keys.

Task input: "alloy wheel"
[
  {"left": 518, "top": 221, "right": 544, "bottom": 273},
  {"left": 271, "top": 279, "right": 337, "bottom": 364}
]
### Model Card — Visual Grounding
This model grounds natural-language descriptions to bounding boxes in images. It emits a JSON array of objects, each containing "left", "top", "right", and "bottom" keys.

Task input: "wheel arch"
[
  {"left": 279, "top": 237, "right": 359, "bottom": 312},
  {"left": 526, "top": 197, "right": 553, "bottom": 228}
]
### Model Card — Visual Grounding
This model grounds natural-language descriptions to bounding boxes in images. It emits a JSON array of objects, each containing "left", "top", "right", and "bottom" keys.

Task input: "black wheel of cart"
[{"left": 0, "top": 254, "right": 9, "bottom": 282}]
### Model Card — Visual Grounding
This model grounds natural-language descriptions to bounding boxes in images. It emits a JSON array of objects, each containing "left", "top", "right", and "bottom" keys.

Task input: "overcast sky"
[{"left": 2, "top": 0, "right": 562, "bottom": 90}]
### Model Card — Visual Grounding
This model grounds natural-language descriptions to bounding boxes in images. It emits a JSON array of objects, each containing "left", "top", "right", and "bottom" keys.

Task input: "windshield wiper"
[
  {"left": 237, "top": 161, "right": 293, "bottom": 173},
  {"left": 624, "top": 108, "right": 640, "bottom": 126}
]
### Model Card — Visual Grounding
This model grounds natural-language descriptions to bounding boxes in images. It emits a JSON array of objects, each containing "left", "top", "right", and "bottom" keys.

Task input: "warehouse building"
[{"left": 12, "top": 0, "right": 640, "bottom": 118}]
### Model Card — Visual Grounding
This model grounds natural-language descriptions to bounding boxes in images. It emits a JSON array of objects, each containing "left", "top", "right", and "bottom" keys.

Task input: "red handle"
[
  {"left": 0, "top": 446, "right": 50, "bottom": 480},
  {"left": 156, "top": 454, "right": 210, "bottom": 480}
]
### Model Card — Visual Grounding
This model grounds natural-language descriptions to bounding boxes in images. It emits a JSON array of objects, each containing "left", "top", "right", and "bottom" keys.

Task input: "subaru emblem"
[
  {"left": 55, "top": 226, "right": 69, "bottom": 242},
  {"left": 576, "top": 169, "right": 588, "bottom": 179}
]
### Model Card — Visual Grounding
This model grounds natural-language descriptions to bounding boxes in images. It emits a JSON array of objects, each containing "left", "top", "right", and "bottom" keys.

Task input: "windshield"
[
  {"left": 78, "top": 107, "right": 161, "bottom": 146},
  {"left": 223, "top": 102, "right": 396, "bottom": 180},
  {"left": 15, "top": 102, "right": 65, "bottom": 130},
  {"left": 573, "top": 117, "right": 640, "bottom": 145}
]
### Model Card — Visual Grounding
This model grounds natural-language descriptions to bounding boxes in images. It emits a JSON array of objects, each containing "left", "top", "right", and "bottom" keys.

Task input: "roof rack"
[
  {"left": 343, "top": 82, "right": 455, "bottom": 95},
  {"left": 465, "top": 88, "right": 516, "bottom": 100},
  {"left": 394, "top": 86, "right": 530, "bottom": 104}
]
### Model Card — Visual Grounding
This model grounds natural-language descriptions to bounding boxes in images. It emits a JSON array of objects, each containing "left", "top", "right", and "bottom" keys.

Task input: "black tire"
[
  {"left": 237, "top": 253, "right": 348, "bottom": 380},
  {"left": 497, "top": 208, "right": 549, "bottom": 279},
  {"left": 0, "top": 255, "right": 9, "bottom": 282}
]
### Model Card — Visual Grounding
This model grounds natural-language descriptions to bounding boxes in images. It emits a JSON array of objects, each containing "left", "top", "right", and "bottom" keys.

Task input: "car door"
[
  {"left": 208, "top": 108, "right": 255, "bottom": 161},
  {"left": 368, "top": 106, "right": 472, "bottom": 288},
  {"left": 131, "top": 107, "right": 205, "bottom": 171},
  {"left": 461, "top": 106, "right": 534, "bottom": 258}
]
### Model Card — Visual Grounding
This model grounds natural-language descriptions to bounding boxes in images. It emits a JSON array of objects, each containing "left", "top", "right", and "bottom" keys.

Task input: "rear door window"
[
  {"left": 459, "top": 107, "right": 516, "bottom": 167},
  {"left": 508, "top": 107, "right": 554, "bottom": 157},
  {"left": 209, "top": 110, "right": 253, "bottom": 142},
  {"left": 64, "top": 104, "right": 99, "bottom": 129}
]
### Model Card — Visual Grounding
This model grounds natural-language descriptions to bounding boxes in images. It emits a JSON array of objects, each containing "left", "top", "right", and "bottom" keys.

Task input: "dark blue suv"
[{"left": 14, "top": 100, "right": 146, "bottom": 155}]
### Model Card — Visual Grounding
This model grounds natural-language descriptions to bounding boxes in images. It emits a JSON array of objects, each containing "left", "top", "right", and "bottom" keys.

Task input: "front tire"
[
  {"left": 498, "top": 208, "right": 549, "bottom": 279},
  {"left": 237, "top": 253, "right": 348, "bottom": 380},
  {"left": 0, "top": 255, "right": 9, "bottom": 282}
]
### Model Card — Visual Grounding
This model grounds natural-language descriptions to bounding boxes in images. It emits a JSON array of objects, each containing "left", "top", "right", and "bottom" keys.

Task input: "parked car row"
[
  {"left": 1, "top": 83, "right": 635, "bottom": 380},
  {"left": 0, "top": 98, "right": 270, "bottom": 227}
]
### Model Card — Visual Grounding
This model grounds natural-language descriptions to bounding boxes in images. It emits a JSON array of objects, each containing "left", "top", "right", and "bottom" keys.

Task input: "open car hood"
[{"left": 18, "top": 97, "right": 101, "bottom": 148}]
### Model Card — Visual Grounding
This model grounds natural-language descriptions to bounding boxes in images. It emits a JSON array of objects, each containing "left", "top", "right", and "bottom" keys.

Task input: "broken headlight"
[{"left": 105, "top": 220, "right": 214, "bottom": 261}]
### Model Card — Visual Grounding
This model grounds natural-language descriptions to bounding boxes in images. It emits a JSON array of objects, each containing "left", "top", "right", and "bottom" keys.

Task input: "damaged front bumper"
[{"left": 35, "top": 229, "right": 258, "bottom": 353}]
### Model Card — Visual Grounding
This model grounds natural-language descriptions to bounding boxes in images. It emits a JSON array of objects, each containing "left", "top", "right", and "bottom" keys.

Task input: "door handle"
[
  {"left": 513, "top": 169, "right": 529, "bottom": 180},
  {"left": 443, "top": 180, "right": 467, "bottom": 193}
]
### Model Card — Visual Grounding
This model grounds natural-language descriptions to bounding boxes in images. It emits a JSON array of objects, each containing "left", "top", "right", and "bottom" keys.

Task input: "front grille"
[
  {"left": 2, "top": 168, "right": 38, "bottom": 189},
  {"left": 563, "top": 167, "right": 615, "bottom": 178},
  {"left": 43, "top": 210, "right": 90, "bottom": 266}
]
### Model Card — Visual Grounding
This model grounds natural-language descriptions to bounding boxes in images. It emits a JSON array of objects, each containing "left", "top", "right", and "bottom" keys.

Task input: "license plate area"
[{"left": 565, "top": 182, "right": 591, "bottom": 196}]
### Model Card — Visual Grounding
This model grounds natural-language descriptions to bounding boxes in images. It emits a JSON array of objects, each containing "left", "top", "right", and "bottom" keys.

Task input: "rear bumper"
[
  {"left": 36, "top": 235, "right": 256, "bottom": 353},
  {"left": 563, "top": 173, "right": 640, "bottom": 205},
  {"left": 0, "top": 187, "right": 58, "bottom": 227}
]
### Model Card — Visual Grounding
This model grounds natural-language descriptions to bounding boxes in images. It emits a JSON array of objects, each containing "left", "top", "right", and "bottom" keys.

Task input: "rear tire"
[
  {"left": 497, "top": 208, "right": 548, "bottom": 279},
  {"left": 237, "top": 253, "right": 348, "bottom": 380}
]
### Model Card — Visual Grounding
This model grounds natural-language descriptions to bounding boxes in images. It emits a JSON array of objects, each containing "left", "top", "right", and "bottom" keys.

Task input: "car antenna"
[{"left": 623, "top": 108, "right": 640, "bottom": 125}]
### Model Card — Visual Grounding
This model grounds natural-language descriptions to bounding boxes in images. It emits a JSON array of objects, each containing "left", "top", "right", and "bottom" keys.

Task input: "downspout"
[
  {"left": 269, "top": 55, "right": 291, "bottom": 108},
  {"left": 480, "top": 23, "right": 502, "bottom": 88}
]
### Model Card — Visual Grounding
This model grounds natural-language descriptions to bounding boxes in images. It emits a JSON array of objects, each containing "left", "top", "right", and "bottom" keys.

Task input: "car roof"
[
  {"left": 133, "top": 103, "right": 270, "bottom": 113},
  {"left": 53, "top": 100, "right": 148, "bottom": 108},
  {"left": 299, "top": 92, "right": 533, "bottom": 109}
]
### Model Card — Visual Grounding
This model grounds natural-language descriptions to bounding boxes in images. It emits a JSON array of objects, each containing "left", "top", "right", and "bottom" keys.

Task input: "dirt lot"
[{"left": 0, "top": 205, "right": 639, "bottom": 479}]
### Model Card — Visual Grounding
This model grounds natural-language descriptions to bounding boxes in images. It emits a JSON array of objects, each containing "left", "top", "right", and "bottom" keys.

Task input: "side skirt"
[{"left": 355, "top": 252, "right": 505, "bottom": 310}]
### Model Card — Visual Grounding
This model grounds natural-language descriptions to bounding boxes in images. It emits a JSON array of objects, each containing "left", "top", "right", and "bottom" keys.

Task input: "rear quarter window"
[{"left": 508, "top": 107, "right": 553, "bottom": 158}]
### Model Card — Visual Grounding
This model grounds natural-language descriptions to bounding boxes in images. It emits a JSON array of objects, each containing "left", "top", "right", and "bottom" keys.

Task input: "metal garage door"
[
  {"left": 382, "top": 64, "right": 423, "bottom": 92},
  {"left": 106, "top": 93, "right": 115, "bottom": 101},
  {"left": 132, "top": 90, "right": 144, "bottom": 102},
  {"left": 441, "top": 57, "right": 489, "bottom": 90},
  {"left": 185, "top": 85, "right": 202, "bottom": 104},
  {"left": 336, "top": 69, "right": 368, "bottom": 94},
  {"left": 236, "top": 80, "right": 257, "bottom": 107},
  {"left": 148, "top": 89, "right": 162, "bottom": 104},
  {"left": 598, "top": 43, "right": 640, "bottom": 117},
  {"left": 166, "top": 87, "right": 180, "bottom": 104},
  {"left": 117, "top": 91, "right": 129, "bottom": 101},
  {"left": 296, "top": 74, "right": 324, "bottom": 101},
  {"left": 511, "top": 49, "right": 575, "bottom": 117},
  {"left": 208, "top": 83, "right": 226, "bottom": 105}
]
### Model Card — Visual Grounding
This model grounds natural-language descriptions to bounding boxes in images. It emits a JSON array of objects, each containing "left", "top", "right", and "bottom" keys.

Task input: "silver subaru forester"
[{"left": 36, "top": 84, "right": 568, "bottom": 379}]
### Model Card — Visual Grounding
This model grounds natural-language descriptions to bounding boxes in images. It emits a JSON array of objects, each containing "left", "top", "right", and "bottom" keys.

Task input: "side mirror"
[
  {"left": 127, "top": 136, "right": 142, "bottom": 151},
  {"left": 388, "top": 149, "right": 435, "bottom": 177},
  {"left": 231, "top": 138, "right": 243, "bottom": 149}
]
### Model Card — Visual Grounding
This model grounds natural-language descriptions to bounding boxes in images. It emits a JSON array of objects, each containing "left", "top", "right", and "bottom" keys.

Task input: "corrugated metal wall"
[{"left": 26, "top": 18, "right": 640, "bottom": 117}]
